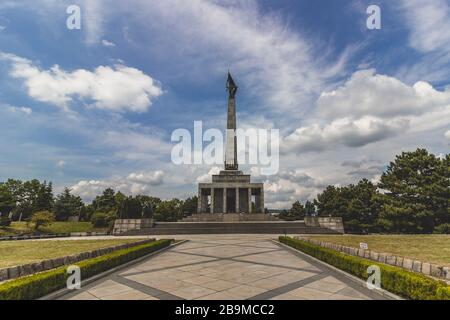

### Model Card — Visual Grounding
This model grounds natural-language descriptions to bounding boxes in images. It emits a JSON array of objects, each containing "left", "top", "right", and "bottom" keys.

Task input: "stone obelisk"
[
  {"left": 225, "top": 72, "right": 238, "bottom": 171},
  {"left": 196, "top": 72, "right": 264, "bottom": 217}
]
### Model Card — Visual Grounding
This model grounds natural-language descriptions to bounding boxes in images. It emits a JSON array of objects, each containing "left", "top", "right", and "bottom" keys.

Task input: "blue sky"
[{"left": 0, "top": 0, "right": 449, "bottom": 208}]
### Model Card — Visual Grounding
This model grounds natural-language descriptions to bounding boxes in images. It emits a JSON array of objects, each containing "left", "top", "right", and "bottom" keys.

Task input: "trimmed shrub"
[
  {"left": 0, "top": 239, "right": 172, "bottom": 300},
  {"left": 279, "top": 236, "right": 450, "bottom": 300},
  {"left": 90, "top": 212, "right": 109, "bottom": 228},
  {"left": 31, "top": 211, "right": 55, "bottom": 230}
]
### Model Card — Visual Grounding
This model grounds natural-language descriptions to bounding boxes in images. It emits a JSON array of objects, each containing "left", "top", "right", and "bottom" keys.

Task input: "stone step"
[
  {"left": 153, "top": 222, "right": 307, "bottom": 228},
  {"left": 122, "top": 222, "right": 340, "bottom": 235}
]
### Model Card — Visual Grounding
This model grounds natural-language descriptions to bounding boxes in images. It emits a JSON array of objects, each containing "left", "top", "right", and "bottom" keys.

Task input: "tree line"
[
  {"left": 0, "top": 148, "right": 449, "bottom": 234},
  {"left": 0, "top": 179, "right": 198, "bottom": 228},
  {"left": 283, "top": 149, "right": 449, "bottom": 234}
]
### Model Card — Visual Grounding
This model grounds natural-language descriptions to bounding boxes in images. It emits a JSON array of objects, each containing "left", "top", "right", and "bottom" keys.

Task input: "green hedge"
[
  {"left": 279, "top": 236, "right": 450, "bottom": 300},
  {"left": 0, "top": 239, "right": 172, "bottom": 300}
]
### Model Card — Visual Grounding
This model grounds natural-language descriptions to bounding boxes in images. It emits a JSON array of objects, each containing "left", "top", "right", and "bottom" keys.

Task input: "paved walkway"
[{"left": 60, "top": 235, "right": 389, "bottom": 300}]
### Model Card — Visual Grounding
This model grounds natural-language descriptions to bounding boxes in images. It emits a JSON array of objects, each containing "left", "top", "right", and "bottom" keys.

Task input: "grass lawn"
[
  {"left": 306, "top": 235, "right": 450, "bottom": 266},
  {"left": 0, "top": 222, "right": 107, "bottom": 237},
  {"left": 0, "top": 239, "right": 142, "bottom": 268}
]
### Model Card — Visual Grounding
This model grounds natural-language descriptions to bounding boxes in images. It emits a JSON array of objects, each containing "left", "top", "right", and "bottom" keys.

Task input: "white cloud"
[
  {"left": 282, "top": 116, "right": 409, "bottom": 154},
  {"left": 282, "top": 69, "right": 450, "bottom": 154},
  {"left": 56, "top": 160, "right": 66, "bottom": 168},
  {"left": 445, "top": 130, "right": 450, "bottom": 140},
  {"left": 127, "top": 170, "right": 165, "bottom": 185},
  {"left": 102, "top": 39, "right": 116, "bottom": 47},
  {"left": 317, "top": 69, "right": 450, "bottom": 119},
  {"left": 116, "top": 0, "right": 353, "bottom": 114},
  {"left": 400, "top": 0, "right": 450, "bottom": 53},
  {"left": 0, "top": 25, "right": 5, "bottom": 31},
  {"left": 6, "top": 105, "right": 32, "bottom": 115},
  {"left": 71, "top": 170, "right": 166, "bottom": 202},
  {"left": 196, "top": 166, "right": 221, "bottom": 183},
  {"left": 0, "top": 52, "right": 163, "bottom": 112},
  {"left": 84, "top": 0, "right": 105, "bottom": 45}
]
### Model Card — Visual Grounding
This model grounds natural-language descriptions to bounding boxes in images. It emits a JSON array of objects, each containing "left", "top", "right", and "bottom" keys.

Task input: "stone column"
[
  {"left": 255, "top": 192, "right": 261, "bottom": 213},
  {"left": 235, "top": 187, "right": 240, "bottom": 213},
  {"left": 202, "top": 193, "right": 208, "bottom": 213},
  {"left": 260, "top": 188, "right": 264, "bottom": 214},
  {"left": 248, "top": 188, "right": 252, "bottom": 214},
  {"left": 223, "top": 188, "right": 227, "bottom": 214},
  {"left": 210, "top": 188, "right": 215, "bottom": 214},
  {"left": 197, "top": 187, "right": 202, "bottom": 213}
]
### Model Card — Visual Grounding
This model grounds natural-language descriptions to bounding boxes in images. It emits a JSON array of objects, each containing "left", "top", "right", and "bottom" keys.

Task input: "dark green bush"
[
  {"left": 434, "top": 224, "right": 450, "bottom": 234},
  {"left": 90, "top": 212, "right": 109, "bottom": 228},
  {"left": 0, "top": 239, "right": 172, "bottom": 300},
  {"left": 0, "top": 216, "right": 12, "bottom": 227},
  {"left": 279, "top": 236, "right": 450, "bottom": 300}
]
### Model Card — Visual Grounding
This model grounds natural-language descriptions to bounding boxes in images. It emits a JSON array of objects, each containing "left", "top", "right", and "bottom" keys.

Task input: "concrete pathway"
[{"left": 60, "top": 235, "right": 390, "bottom": 300}]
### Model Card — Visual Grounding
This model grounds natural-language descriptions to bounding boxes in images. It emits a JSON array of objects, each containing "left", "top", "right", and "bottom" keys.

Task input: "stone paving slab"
[{"left": 59, "top": 234, "right": 390, "bottom": 300}]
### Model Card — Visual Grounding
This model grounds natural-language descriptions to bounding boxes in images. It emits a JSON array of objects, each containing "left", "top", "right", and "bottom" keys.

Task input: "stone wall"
[
  {"left": 0, "top": 239, "right": 155, "bottom": 283},
  {"left": 304, "top": 217, "right": 345, "bottom": 234},
  {"left": 297, "top": 237, "right": 450, "bottom": 282},
  {"left": 113, "top": 219, "right": 154, "bottom": 235}
]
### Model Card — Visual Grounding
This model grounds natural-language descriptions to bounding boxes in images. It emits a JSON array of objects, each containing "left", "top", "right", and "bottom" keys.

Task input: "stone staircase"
[{"left": 121, "top": 221, "right": 342, "bottom": 235}]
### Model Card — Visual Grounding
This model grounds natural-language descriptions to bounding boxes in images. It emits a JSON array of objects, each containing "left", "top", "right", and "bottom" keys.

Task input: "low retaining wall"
[
  {"left": 297, "top": 237, "right": 450, "bottom": 281},
  {"left": 113, "top": 219, "right": 154, "bottom": 235},
  {"left": 304, "top": 217, "right": 345, "bottom": 234},
  {"left": 0, "top": 239, "right": 155, "bottom": 283},
  {"left": 0, "top": 232, "right": 109, "bottom": 242}
]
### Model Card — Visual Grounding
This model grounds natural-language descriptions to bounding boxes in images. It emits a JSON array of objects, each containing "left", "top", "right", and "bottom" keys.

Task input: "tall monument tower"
[
  {"left": 225, "top": 72, "right": 238, "bottom": 171},
  {"left": 196, "top": 73, "right": 265, "bottom": 219}
]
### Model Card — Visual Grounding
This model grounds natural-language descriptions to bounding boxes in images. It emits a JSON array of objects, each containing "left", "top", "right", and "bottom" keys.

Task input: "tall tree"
[
  {"left": 315, "top": 179, "right": 380, "bottom": 234},
  {"left": 92, "top": 188, "right": 117, "bottom": 214},
  {"left": 377, "top": 149, "right": 449, "bottom": 233},
  {"left": 304, "top": 200, "right": 316, "bottom": 216},
  {"left": 290, "top": 201, "right": 306, "bottom": 219},
  {"left": 180, "top": 196, "right": 198, "bottom": 217},
  {"left": 54, "top": 188, "right": 84, "bottom": 221},
  {"left": 117, "top": 196, "right": 143, "bottom": 219},
  {"left": 0, "top": 184, "right": 15, "bottom": 217},
  {"left": 154, "top": 199, "right": 183, "bottom": 222}
]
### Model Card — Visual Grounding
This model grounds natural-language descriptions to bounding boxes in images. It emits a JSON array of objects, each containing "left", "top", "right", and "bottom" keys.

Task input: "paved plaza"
[{"left": 60, "top": 235, "right": 390, "bottom": 300}]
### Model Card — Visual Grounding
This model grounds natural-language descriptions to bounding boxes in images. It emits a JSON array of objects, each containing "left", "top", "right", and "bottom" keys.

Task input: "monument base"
[{"left": 181, "top": 213, "right": 278, "bottom": 222}]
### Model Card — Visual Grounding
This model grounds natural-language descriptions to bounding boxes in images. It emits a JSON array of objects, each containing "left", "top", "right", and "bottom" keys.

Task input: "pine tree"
[{"left": 377, "top": 149, "right": 449, "bottom": 233}]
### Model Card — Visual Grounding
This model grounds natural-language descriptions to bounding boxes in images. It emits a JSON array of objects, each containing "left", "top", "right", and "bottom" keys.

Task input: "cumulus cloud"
[
  {"left": 282, "top": 116, "right": 409, "bottom": 154},
  {"left": 127, "top": 170, "right": 165, "bottom": 185},
  {"left": 196, "top": 166, "right": 221, "bottom": 183},
  {"left": 0, "top": 52, "right": 163, "bottom": 112},
  {"left": 341, "top": 159, "right": 385, "bottom": 178},
  {"left": 71, "top": 170, "right": 165, "bottom": 202},
  {"left": 317, "top": 69, "right": 450, "bottom": 119},
  {"left": 282, "top": 69, "right": 450, "bottom": 154},
  {"left": 445, "top": 130, "right": 450, "bottom": 140}
]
